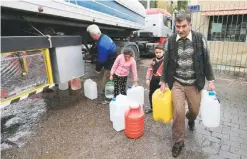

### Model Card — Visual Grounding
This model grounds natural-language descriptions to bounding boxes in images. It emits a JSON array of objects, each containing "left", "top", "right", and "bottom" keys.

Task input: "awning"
[
  {"left": 202, "top": 9, "right": 247, "bottom": 16},
  {"left": 146, "top": 8, "right": 172, "bottom": 17}
]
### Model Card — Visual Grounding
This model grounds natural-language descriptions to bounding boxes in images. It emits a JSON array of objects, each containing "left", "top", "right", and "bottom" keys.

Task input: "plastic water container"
[
  {"left": 200, "top": 90, "right": 221, "bottom": 127},
  {"left": 84, "top": 79, "right": 97, "bottom": 100},
  {"left": 58, "top": 82, "right": 69, "bottom": 90},
  {"left": 109, "top": 98, "right": 117, "bottom": 122},
  {"left": 127, "top": 86, "right": 144, "bottom": 109},
  {"left": 125, "top": 103, "right": 144, "bottom": 139},
  {"left": 112, "top": 94, "right": 130, "bottom": 131},
  {"left": 116, "top": 94, "right": 128, "bottom": 101},
  {"left": 105, "top": 81, "right": 114, "bottom": 99},
  {"left": 71, "top": 78, "right": 82, "bottom": 90},
  {"left": 152, "top": 88, "right": 173, "bottom": 124}
]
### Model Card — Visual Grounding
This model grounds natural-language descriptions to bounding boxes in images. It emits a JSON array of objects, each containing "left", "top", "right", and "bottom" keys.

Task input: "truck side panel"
[
  {"left": 68, "top": 0, "right": 145, "bottom": 25},
  {"left": 1, "top": 0, "right": 145, "bottom": 30}
]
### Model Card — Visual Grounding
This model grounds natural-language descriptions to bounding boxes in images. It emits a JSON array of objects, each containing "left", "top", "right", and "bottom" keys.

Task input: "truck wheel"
[
  {"left": 122, "top": 45, "right": 139, "bottom": 61},
  {"left": 131, "top": 45, "right": 140, "bottom": 61},
  {"left": 118, "top": 42, "right": 140, "bottom": 61}
]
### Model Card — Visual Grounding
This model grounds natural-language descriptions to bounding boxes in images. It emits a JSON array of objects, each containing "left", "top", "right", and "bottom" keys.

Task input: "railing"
[{"left": 190, "top": 1, "right": 247, "bottom": 78}]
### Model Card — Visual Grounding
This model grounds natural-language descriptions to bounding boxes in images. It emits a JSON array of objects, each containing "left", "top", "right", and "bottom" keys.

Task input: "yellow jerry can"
[{"left": 152, "top": 88, "right": 173, "bottom": 124}]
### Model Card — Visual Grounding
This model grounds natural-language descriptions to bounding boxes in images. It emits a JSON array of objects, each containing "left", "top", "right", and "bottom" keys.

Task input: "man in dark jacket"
[
  {"left": 87, "top": 24, "right": 117, "bottom": 104},
  {"left": 160, "top": 13, "right": 216, "bottom": 157}
]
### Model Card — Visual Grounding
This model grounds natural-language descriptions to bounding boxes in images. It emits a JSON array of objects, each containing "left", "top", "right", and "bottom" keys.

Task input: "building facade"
[{"left": 189, "top": 0, "right": 247, "bottom": 73}]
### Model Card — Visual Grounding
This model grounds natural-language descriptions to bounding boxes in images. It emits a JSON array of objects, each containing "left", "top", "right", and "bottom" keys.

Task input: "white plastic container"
[
  {"left": 109, "top": 98, "right": 117, "bottom": 122},
  {"left": 112, "top": 94, "right": 131, "bottom": 131},
  {"left": 200, "top": 90, "right": 221, "bottom": 128},
  {"left": 116, "top": 94, "right": 128, "bottom": 101},
  {"left": 58, "top": 82, "right": 68, "bottom": 90},
  {"left": 127, "top": 86, "right": 144, "bottom": 109},
  {"left": 113, "top": 109, "right": 125, "bottom": 132},
  {"left": 84, "top": 79, "right": 97, "bottom": 100}
]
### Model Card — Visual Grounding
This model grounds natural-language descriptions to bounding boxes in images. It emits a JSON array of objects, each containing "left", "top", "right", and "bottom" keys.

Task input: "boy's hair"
[
  {"left": 154, "top": 45, "right": 164, "bottom": 51},
  {"left": 122, "top": 47, "right": 134, "bottom": 57},
  {"left": 87, "top": 24, "right": 101, "bottom": 35}
]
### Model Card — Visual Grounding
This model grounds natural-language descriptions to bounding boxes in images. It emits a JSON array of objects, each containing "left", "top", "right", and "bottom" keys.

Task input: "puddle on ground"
[
  {"left": 1, "top": 96, "right": 47, "bottom": 151},
  {"left": 1, "top": 86, "right": 83, "bottom": 152}
]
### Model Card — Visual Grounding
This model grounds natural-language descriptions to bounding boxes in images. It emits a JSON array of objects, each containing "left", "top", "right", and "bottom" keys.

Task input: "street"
[{"left": 1, "top": 59, "right": 247, "bottom": 159}]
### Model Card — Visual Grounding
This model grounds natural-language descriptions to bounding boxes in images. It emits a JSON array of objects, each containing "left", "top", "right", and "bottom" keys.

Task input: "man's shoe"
[
  {"left": 188, "top": 120, "right": 195, "bottom": 131},
  {"left": 172, "top": 142, "right": 184, "bottom": 157},
  {"left": 145, "top": 109, "right": 153, "bottom": 114}
]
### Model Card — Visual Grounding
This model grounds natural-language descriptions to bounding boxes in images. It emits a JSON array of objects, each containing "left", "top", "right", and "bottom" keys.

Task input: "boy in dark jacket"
[{"left": 145, "top": 45, "right": 164, "bottom": 114}]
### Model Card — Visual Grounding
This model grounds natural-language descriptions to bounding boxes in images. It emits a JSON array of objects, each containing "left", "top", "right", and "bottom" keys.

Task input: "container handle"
[
  {"left": 216, "top": 96, "right": 220, "bottom": 103},
  {"left": 158, "top": 88, "right": 170, "bottom": 97}
]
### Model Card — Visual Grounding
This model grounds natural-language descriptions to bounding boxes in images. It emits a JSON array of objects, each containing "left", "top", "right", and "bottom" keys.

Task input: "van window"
[
  {"left": 163, "top": 15, "right": 172, "bottom": 30},
  {"left": 167, "top": 19, "right": 172, "bottom": 30}
]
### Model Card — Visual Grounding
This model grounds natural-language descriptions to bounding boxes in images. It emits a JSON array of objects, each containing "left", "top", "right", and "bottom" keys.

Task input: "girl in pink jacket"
[{"left": 110, "top": 48, "right": 138, "bottom": 97}]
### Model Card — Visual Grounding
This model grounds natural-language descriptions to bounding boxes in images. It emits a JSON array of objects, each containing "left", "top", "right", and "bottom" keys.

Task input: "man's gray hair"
[
  {"left": 175, "top": 12, "right": 191, "bottom": 23},
  {"left": 87, "top": 24, "right": 101, "bottom": 35}
]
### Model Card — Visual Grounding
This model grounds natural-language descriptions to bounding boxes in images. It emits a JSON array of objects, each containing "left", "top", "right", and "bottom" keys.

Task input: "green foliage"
[
  {"left": 138, "top": 0, "right": 189, "bottom": 13},
  {"left": 176, "top": 0, "right": 188, "bottom": 12},
  {"left": 150, "top": 0, "right": 157, "bottom": 8}
]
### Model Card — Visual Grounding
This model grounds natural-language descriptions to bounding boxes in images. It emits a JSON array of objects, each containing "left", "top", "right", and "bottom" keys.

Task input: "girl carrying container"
[
  {"left": 110, "top": 47, "right": 138, "bottom": 97},
  {"left": 145, "top": 45, "right": 164, "bottom": 114}
]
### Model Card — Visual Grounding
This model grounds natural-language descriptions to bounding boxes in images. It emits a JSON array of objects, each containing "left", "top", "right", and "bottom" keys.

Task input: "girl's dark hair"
[{"left": 122, "top": 47, "right": 134, "bottom": 57}]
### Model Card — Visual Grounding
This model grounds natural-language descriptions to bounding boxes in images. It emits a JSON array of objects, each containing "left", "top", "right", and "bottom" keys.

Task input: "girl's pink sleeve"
[
  {"left": 146, "top": 67, "right": 153, "bottom": 80},
  {"left": 110, "top": 54, "right": 121, "bottom": 75},
  {"left": 131, "top": 59, "right": 138, "bottom": 81}
]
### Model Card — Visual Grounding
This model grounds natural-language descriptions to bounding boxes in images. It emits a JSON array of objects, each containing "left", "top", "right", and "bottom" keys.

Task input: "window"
[
  {"left": 163, "top": 15, "right": 172, "bottom": 30},
  {"left": 208, "top": 14, "right": 247, "bottom": 42},
  {"left": 167, "top": 19, "right": 172, "bottom": 30}
]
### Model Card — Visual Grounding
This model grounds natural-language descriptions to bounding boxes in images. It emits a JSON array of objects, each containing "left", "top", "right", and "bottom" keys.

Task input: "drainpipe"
[
  {"left": 172, "top": 9, "right": 178, "bottom": 33},
  {"left": 147, "top": 0, "right": 150, "bottom": 9}
]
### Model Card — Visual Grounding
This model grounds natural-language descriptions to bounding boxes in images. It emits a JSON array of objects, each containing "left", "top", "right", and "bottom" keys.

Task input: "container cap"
[
  {"left": 208, "top": 91, "right": 215, "bottom": 96},
  {"left": 128, "top": 86, "right": 132, "bottom": 89},
  {"left": 112, "top": 98, "right": 116, "bottom": 101}
]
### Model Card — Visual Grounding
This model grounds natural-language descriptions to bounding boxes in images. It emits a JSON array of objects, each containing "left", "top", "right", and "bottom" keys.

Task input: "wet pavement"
[{"left": 1, "top": 59, "right": 247, "bottom": 159}]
